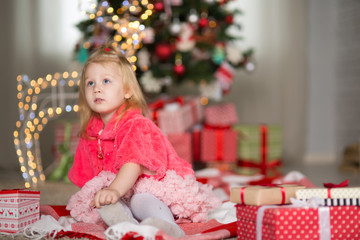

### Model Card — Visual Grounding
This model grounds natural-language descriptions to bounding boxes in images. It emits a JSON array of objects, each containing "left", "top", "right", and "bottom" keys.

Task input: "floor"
[{"left": 1, "top": 161, "right": 359, "bottom": 205}]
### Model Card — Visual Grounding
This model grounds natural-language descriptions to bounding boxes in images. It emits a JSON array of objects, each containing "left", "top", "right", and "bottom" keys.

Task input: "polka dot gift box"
[
  {"left": 236, "top": 204, "right": 360, "bottom": 240},
  {"left": 0, "top": 189, "right": 40, "bottom": 233},
  {"left": 296, "top": 186, "right": 360, "bottom": 201}
]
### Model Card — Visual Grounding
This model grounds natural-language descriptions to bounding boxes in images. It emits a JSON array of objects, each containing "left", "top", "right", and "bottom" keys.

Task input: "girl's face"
[{"left": 84, "top": 62, "right": 126, "bottom": 125}]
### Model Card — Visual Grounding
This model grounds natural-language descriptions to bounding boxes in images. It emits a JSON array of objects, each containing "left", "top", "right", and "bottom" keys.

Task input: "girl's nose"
[{"left": 93, "top": 85, "right": 101, "bottom": 93}]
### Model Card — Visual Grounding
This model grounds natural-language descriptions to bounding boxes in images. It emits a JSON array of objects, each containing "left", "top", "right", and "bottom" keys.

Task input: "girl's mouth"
[{"left": 95, "top": 98, "right": 104, "bottom": 103}]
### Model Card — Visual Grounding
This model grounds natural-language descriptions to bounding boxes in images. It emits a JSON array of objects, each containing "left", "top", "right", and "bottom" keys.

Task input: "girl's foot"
[
  {"left": 140, "top": 217, "right": 185, "bottom": 238},
  {"left": 98, "top": 202, "right": 138, "bottom": 226}
]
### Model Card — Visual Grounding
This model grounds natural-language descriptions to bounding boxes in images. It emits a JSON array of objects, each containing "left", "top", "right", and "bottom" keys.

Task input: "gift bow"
[
  {"left": 290, "top": 197, "right": 324, "bottom": 208},
  {"left": 323, "top": 179, "right": 349, "bottom": 198},
  {"left": 323, "top": 179, "right": 349, "bottom": 188}
]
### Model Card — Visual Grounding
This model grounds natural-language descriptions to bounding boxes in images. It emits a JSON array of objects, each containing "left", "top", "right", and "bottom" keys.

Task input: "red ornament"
[
  {"left": 155, "top": 43, "right": 172, "bottom": 61},
  {"left": 226, "top": 15, "right": 233, "bottom": 24},
  {"left": 198, "top": 18, "right": 208, "bottom": 28},
  {"left": 154, "top": 2, "right": 164, "bottom": 12},
  {"left": 173, "top": 64, "right": 185, "bottom": 76}
]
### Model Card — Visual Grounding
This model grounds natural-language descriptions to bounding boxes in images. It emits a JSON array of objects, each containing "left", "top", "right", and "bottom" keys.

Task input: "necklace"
[{"left": 97, "top": 129, "right": 104, "bottom": 159}]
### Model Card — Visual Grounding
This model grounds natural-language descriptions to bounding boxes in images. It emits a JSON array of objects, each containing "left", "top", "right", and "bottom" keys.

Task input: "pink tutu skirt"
[{"left": 66, "top": 170, "right": 221, "bottom": 224}]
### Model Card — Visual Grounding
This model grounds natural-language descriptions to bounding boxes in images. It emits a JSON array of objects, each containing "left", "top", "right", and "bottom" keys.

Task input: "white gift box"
[{"left": 0, "top": 189, "right": 40, "bottom": 233}]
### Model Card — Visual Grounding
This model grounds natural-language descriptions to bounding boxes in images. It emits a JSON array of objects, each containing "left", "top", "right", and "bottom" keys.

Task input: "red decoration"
[
  {"left": 323, "top": 179, "right": 349, "bottom": 188},
  {"left": 155, "top": 43, "right": 172, "bottom": 61},
  {"left": 225, "top": 15, "right": 233, "bottom": 24},
  {"left": 173, "top": 64, "right": 185, "bottom": 76},
  {"left": 154, "top": 2, "right": 164, "bottom": 12},
  {"left": 198, "top": 18, "right": 208, "bottom": 28}
]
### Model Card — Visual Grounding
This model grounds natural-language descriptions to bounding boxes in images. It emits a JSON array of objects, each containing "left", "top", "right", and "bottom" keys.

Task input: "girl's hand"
[
  {"left": 89, "top": 188, "right": 121, "bottom": 208},
  {"left": 89, "top": 162, "right": 143, "bottom": 208}
]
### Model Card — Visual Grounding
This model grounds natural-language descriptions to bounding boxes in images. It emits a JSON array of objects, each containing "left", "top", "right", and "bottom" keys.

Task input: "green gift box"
[{"left": 233, "top": 124, "right": 282, "bottom": 175}]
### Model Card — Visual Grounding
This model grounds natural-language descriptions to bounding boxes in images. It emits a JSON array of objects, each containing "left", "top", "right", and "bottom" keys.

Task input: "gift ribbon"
[
  {"left": 291, "top": 198, "right": 330, "bottom": 240},
  {"left": 204, "top": 123, "right": 231, "bottom": 161},
  {"left": 237, "top": 124, "right": 282, "bottom": 176},
  {"left": 189, "top": 100, "right": 198, "bottom": 124},
  {"left": 323, "top": 179, "right": 349, "bottom": 198},
  {"left": 239, "top": 185, "right": 286, "bottom": 205},
  {"left": 256, "top": 197, "right": 329, "bottom": 240},
  {"left": 260, "top": 125, "right": 267, "bottom": 175},
  {"left": 148, "top": 96, "right": 184, "bottom": 123}
]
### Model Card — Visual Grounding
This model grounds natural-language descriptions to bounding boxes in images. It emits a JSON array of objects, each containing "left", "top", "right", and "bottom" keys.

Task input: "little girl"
[{"left": 67, "top": 44, "right": 221, "bottom": 237}]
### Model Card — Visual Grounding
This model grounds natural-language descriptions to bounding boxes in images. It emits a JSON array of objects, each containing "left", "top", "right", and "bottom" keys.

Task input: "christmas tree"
[{"left": 75, "top": 0, "right": 254, "bottom": 99}]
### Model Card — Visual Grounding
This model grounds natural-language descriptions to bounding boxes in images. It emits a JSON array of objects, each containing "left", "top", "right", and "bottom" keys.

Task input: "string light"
[
  {"left": 14, "top": 72, "right": 80, "bottom": 188},
  {"left": 79, "top": 0, "right": 153, "bottom": 64}
]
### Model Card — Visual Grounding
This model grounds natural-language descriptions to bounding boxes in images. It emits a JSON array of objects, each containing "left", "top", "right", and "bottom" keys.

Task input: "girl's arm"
[{"left": 90, "top": 162, "right": 142, "bottom": 208}]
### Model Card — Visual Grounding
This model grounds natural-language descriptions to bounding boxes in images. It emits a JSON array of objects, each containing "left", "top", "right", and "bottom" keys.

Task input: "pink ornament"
[{"left": 174, "top": 64, "right": 185, "bottom": 76}]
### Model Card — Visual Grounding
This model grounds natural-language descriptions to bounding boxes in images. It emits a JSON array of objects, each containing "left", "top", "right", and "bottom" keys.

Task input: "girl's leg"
[
  {"left": 130, "top": 193, "right": 185, "bottom": 237},
  {"left": 98, "top": 200, "right": 138, "bottom": 226}
]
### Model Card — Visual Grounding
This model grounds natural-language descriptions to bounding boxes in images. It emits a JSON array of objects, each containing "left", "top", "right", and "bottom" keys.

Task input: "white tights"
[
  {"left": 99, "top": 193, "right": 185, "bottom": 237},
  {"left": 129, "top": 193, "right": 175, "bottom": 224}
]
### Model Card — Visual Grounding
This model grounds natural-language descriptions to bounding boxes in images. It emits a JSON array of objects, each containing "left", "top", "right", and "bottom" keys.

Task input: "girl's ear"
[{"left": 124, "top": 93, "right": 132, "bottom": 99}]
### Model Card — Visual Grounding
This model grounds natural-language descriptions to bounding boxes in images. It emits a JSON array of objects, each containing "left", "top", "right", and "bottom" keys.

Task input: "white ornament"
[
  {"left": 137, "top": 49, "right": 151, "bottom": 70},
  {"left": 188, "top": 9, "right": 199, "bottom": 24},
  {"left": 176, "top": 23, "right": 196, "bottom": 52},
  {"left": 170, "top": 18, "right": 182, "bottom": 35},
  {"left": 245, "top": 61, "right": 256, "bottom": 72},
  {"left": 140, "top": 71, "right": 162, "bottom": 93},
  {"left": 225, "top": 43, "right": 244, "bottom": 65}
]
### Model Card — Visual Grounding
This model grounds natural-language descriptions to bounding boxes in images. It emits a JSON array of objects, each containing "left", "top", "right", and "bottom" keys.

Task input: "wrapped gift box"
[
  {"left": 148, "top": 96, "right": 204, "bottom": 134},
  {"left": 185, "top": 96, "right": 204, "bottom": 124},
  {"left": 167, "top": 132, "right": 192, "bottom": 163},
  {"left": 200, "top": 128, "right": 238, "bottom": 163},
  {"left": 230, "top": 185, "right": 305, "bottom": 205},
  {"left": 0, "top": 189, "right": 40, "bottom": 233},
  {"left": 236, "top": 204, "right": 360, "bottom": 240},
  {"left": 234, "top": 124, "right": 282, "bottom": 175},
  {"left": 204, "top": 103, "right": 238, "bottom": 127},
  {"left": 53, "top": 120, "right": 80, "bottom": 163},
  {"left": 296, "top": 187, "right": 360, "bottom": 200}
]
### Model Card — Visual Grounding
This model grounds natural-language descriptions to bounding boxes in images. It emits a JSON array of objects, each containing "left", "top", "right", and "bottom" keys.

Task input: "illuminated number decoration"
[{"left": 14, "top": 72, "right": 80, "bottom": 188}]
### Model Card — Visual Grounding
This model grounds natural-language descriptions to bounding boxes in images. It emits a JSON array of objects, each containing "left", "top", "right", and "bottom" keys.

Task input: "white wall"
[
  {"left": 224, "top": 0, "right": 308, "bottom": 164},
  {"left": 305, "top": 0, "right": 338, "bottom": 164}
]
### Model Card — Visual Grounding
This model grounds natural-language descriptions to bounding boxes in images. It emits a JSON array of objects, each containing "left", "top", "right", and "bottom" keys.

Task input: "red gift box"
[
  {"left": 167, "top": 132, "right": 192, "bottom": 163},
  {"left": 148, "top": 96, "right": 203, "bottom": 134},
  {"left": 200, "top": 126, "right": 238, "bottom": 163},
  {"left": 0, "top": 189, "right": 40, "bottom": 233},
  {"left": 236, "top": 204, "right": 360, "bottom": 240},
  {"left": 204, "top": 103, "right": 238, "bottom": 127}
]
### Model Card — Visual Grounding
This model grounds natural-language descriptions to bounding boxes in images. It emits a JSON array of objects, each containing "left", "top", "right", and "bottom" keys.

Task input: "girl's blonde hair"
[{"left": 78, "top": 44, "right": 148, "bottom": 137}]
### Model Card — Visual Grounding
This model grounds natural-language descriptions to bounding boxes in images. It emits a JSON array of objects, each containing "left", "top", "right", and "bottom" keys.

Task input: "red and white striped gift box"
[{"left": 0, "top": 189, "right": 40, "bottom": 233}]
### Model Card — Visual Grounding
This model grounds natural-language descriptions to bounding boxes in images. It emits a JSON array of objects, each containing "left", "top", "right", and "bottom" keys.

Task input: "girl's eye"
[
  {"left": 104, "top": 79, "right": 110, "bottom": 84},
  {"left": 87, "top": 81, "right": 94, "bottom": 86}
]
